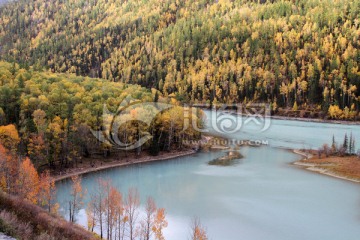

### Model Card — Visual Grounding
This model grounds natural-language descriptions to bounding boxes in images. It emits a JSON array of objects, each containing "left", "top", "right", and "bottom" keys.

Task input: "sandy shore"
[
  {"left": 293, "top": 149, "right": 313, "bottom": 159},
  {"left": 55, "top": 149, "right": 196, "bottom": 182},
  {"left": 292, "top": 150, "right": 360, "bottom": 183}
]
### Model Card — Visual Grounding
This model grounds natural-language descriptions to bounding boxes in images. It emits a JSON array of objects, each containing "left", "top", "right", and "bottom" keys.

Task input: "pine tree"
[
  {"left": 349, "top": 133, "right": 353, "bottom": 154},
  {"left": 331, "top": 135, "right": 336, "bottom": 151},
  {"left": 351, "top": 139, "right": 355, "bottom": 155},
  {"left": 349, "top": 133, "right": 355, "bottom": 155},
  {"left": 154, "top": 91, "right": 159, "bottom": 102},
  {"left": 343, "top": 133, "right": 348, "bottom": 153}
]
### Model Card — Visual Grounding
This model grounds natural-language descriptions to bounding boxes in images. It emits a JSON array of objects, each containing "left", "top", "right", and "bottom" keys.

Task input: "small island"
[{"left": 209, "top": 150, "right": 244, "bottom": 166}]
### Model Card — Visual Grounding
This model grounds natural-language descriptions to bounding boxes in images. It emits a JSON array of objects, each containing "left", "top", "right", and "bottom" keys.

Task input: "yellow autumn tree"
[
  {"left": 328, "top": 105, "right": 344, "bottom": 119},
  {"left": 0, "top": 124, "right": 20, "bottom": 153}
]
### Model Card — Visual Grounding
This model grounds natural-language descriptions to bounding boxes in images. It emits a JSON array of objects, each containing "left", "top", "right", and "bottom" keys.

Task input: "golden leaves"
[{"left": 17, "top": 157, "right": 40, "bottom": 204}]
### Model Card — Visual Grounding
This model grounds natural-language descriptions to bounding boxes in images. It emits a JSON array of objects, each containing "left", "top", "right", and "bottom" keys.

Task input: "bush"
[
  {"left": 0, "top": 192, "right": 96, "bottom": 240},
  {"left": 35, "top": 232, "right": 56, "bottom": 240},
  {"left": 338, "top": 147, "right": 347, "bottom": 157},
  {"left": 0, "top": 210, "right": 32, "bottom": 239},
  {"left": 322, "top": 144, "right": 330, "bottom": 157},
  {"left": 0, "top": 212, "right": 17, "bottom": 238}
]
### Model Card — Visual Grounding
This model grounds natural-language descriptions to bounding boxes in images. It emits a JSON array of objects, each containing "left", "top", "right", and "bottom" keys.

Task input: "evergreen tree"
[
  {"left": 154, "top": 91, "right": 159, "bottom": 103},
  {"left": 343, "top": 133, "right": 349, "bottom": 153},
  {"left": 349, "top": 133, "right": 353, "bottom": 154},
  {"left": 331, "top": 135, "right": 337, "bottom": 154}
]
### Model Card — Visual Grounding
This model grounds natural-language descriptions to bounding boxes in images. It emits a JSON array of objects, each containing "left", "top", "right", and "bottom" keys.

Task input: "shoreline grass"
[{"left": 293, "top": 150, "right": 360, "bottom": 183}]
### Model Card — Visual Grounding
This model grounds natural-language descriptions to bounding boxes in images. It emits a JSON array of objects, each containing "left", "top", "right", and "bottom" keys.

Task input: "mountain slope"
[
  {"left": 0, "top": 61, "right": 200, "bottom": 168},
  {"left": 0, "top": 191, "right": 96, "bottom": 239},
  {"left": 0, "top": 0, "right": 359, "bottom": 117}
]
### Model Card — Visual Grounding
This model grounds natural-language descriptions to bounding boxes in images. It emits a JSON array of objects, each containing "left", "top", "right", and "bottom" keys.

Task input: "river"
[{"left": 56, "top": 112, "right": 360, "bottom": 240}]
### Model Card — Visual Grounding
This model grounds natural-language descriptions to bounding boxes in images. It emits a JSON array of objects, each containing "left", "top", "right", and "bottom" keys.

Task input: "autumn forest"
[
  {"left": 0, "top": 0, "right": 359, "bottom": 119},
  {"left": 0, "top": 0, "right": 359, "bottom": 239}
]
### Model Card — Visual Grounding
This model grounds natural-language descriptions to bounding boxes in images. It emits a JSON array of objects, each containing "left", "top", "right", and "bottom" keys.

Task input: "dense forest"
[
  {"left": 0, "top": 61, "right": 201, "bottom": 171},
  {"left": 0, "top": 0, "right": 359, "bottom": 119},
  {"left": 0, "top": 62, "right": 203, "bottom": 239},
  {"left": 0, "top": 1, "right": 359, "bottom": 239}
]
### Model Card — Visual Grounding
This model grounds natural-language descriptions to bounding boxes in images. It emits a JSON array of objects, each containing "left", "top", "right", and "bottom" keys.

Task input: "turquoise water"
[
  {"left": 56, "top": 116, "right": 360, "bottom": 240},
  {"left": 202, "top": 110, "right": 360, "bottom": 150}
]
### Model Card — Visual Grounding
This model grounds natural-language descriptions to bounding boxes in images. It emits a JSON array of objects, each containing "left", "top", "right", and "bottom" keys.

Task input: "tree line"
[
  {"left": 0, "top": 0, "right": 359, "bottom": 119},
  {"left": 0, "top": 60, "right": 206, "bottom": 238},
  {"left": 70, "top": 175, "right": 209, "bottom": 240},
  {"left": 0, "top": 125, "right": 58, "bottom": 213},
  {"left": 319, "top": 133, "right": 359, "bottom": 158},
  {"left": 0, "top": 61, "right": 202, "bottom": 171},
  {"left": 69, "top": 176, "right": 167, "bottom": 240},
  {"left": 0, "top": 138, "right": 209, "bottom": 240}
]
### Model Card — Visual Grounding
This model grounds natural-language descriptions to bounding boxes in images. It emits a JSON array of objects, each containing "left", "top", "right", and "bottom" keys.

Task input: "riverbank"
[
  {"left": 54, "top": 149, "right": 197, "bottom": 182},
  {"left": 199, "top": 106, "right": 360, "bottom": 124},
  {"left": 292, "top": 150, "right": 360, "bottom": 183},
  {"left": 246, "top": 113, "right": 360, "bottom": 125},
  {"left": 268, "top": 115, "right": 360, "bottom": 125}
]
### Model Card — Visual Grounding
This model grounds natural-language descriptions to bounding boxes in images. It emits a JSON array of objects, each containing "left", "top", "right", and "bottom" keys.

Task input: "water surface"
[{"left": 56, "top": 117, "right": 360, "bottom": 240}]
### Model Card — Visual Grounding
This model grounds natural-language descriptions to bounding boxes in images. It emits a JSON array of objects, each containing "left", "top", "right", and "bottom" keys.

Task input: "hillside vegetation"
[
  {"left": 0, "top": 61, "right": 201, "bottom": 171},
  {"left": 0, "top": 0, "right": 359, "bottom": 119},
  {"left": 0, "top": 60, "right": 201, "bottom": 238},
  {"left": 0, "top": 191, "right": 96, "bottom": 239}
]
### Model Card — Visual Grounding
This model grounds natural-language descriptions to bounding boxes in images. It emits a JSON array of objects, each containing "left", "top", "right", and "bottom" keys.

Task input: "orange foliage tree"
[
  {"left": 69, "top": 175, "right": 85, "bottom": 222},
  {"left": 190, "top": 218, "right": 208, "bottom": 240},
  {"left": 86, "top": 199, "right": 97, "bottom": 233},
  {"left": 89, "top": 178, "right": 105, "bottom": 237},
  {"left": 107, "top": 184, "right": 123, "bottom": 240},
  {"left": 152, "top": 208, "right": 168, "bottom": 240},
  {"left": 0, "top": 144, "right": 12, "bottom": 192},
  {"left": 87, "top": 178, "right": 125, "bottom": 239},
  {"left": 17, "top": 157, "right": 40, "bottom": 204},
  {"left": 38, "top": 170, "right": 58, "bottom": 213},
  {"left": 125, "top": 188, "right": 140, "bottom": 240},
  {"left": 0, "top": 125, "right": 20, "bottom": 194},
  {"left": 84, "top": 180, "right": 170, "bottom": 240},
  {"left": 0, "top": 125, "right": 59, "bottom": 214},
  {"left": 140, "top": 197, "right": 157, "bottom": 240}
]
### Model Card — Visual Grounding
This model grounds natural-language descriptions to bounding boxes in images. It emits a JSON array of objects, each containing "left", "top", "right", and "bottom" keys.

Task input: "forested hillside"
[
  {"left": 0, "top": 61, "right": 201, "bottom": 170},
  {"left": 0, "top": 0, "right": 359, "bottom": 119}
]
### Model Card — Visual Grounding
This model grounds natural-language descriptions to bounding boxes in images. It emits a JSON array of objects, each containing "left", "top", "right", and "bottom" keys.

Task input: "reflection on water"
[{"left": 56, "top": 117, "right": 360, "bottom": 240}]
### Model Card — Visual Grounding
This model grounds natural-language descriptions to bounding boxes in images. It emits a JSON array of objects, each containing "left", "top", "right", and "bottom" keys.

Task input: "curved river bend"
[{"left": 56, "top": 114, "right": 360, "bottom": 240}]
